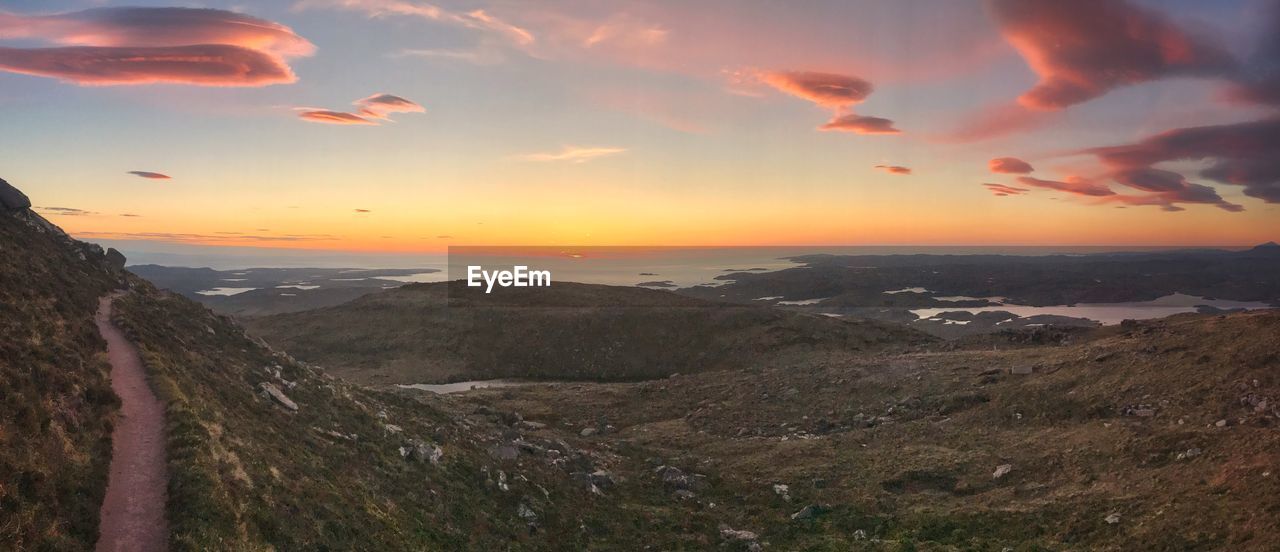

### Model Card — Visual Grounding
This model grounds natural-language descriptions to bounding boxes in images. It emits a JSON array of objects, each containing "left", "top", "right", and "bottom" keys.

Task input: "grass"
[{"left": 0, "top": 211, "right": 122, "bottom": 550}]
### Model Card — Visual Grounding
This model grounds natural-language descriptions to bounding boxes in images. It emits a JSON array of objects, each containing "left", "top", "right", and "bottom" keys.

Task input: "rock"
[
  {"left": 570, "top": 471, "right": 604, "bottom": 494},
  {"left": 589, "top": 469, "right": 615, "bottom": 488},
  {"left": 1176, "top": 447, "right": 1202, "bottom": 460},
  {"left": 656, "top": 466, "right": 707, "bottom": 491},
  {"left": 719, "top": 525, "right": 758, "bottom": 542},
  {"left": 791, "top": 503, "right": 829, "bottom": 520},
  {"left": 672, "top": 489, "right": 696, "bottom": 501},
  {"left": 1010, "top": 365, "right": 1034, "bottom": 375},
  {"left": 407, "top": 439, "right": 444, "bottom": 465},
  {"left": 852, "top": 529, "right": 867, "bottom": 540},
  {"left": 0, "top": 178, "right": 32, "bottom": 211},
  {"left": 489, "top": 444, "right": 520, "bottom": 461},
  {"left": 104, "top": 248, "right": 127, "bottom": 270},
  {"left": 517, "top": 503, "right": 538, "bottom": 524},
  {"left": 1105, "top": 513, "right": 1121, "bottom": 525},
  {"left": 773, "top": 483, "right": 791, "bottom": 500},
  {"left": 1216, "top": 419, "right": 1229, "bottom": 428},
  {"left": 993, "top": 464, "right": 1013, "bottom": 479},
  {"left": 258, "top": 382, "right": 298, "bottom": 411},
  {"left": 580, "top": 427, "right": 598, "bottom": 437},
  {"left": 518, "top": 420, "right": 547, "bottom": 431},
  {"left": 1133, "top": 408, "right": 1156, "bottom": 417}
]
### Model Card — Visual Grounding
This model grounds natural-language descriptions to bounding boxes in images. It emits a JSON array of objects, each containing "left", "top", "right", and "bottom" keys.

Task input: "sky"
[{"left": 1, "top": 0, "right": 1278, "bottom": 252}]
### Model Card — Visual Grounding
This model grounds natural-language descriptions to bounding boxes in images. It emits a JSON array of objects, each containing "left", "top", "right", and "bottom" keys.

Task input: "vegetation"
[
  {"left": 0, "top": 210, "right": 122, "bottom": 550},
  {"left": 247, "top": 280, "right": 933, "bottom": 385}
]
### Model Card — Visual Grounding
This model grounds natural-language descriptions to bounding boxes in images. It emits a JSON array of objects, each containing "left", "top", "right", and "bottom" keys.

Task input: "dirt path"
[{"left": 95, "top": 294, "right": 169, "bottom": 552}]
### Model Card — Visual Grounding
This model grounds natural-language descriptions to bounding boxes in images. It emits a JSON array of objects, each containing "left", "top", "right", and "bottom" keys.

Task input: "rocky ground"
[{"left": 439, "top": 310, "right": 1280, "bottom": 550}]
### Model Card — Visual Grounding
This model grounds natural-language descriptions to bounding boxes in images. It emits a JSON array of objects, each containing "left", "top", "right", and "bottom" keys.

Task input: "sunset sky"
[{"left": 2, "top": 0, "right": 1278, "bottom": 252}]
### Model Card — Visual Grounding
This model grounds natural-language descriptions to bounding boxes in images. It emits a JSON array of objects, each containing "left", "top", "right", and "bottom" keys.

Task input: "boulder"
[
  {"left": 0, "top": 178, "right": 31, "bottom": 211},
  {"left": 791, "top": 504, "right": 829, "bottom": 520},
  {"left": 489, "top": 444, "right": 520, "bottom": 461},
  {"left": 993, "top": 464, "right": 1013, "bottom": 479},
  {"left": 105, "top": 248, "right": 127, "bottom": 270},
  {"left": 258, "top": 382, "right": 298, "bottom": 411},
  {"left": 407, "top": 439, "right": 444, "bottom": 465}
]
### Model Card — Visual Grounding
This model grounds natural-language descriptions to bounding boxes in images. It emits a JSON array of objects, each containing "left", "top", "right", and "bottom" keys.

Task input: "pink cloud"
[
  {"left": 988, "top": 0, "right": 1234, "bottom": 110},
  {"left": 874, "top": 165, "right": 912, "bottom": 175},
  {"left": 354, "top": 93, "right": 426, "bottom": 120},
  {"left": 1016, "top": 175, "right": 1115, "bottom": 197},
  {"left": 759, "top": 70, "right": 900, "bottom": 135},
  {"left": 298, "top": 110, "right": 377, "bottom": 125},
  {"left": 983, "top": 183, "right": 1030, "bottom": 196},
  {"left": 0, "top": 7, "right": 312, "bottom": 86},
  {"left": 296, "top": 0, "right": 533, "bottom": 47},
  {"left": 821, "top": 114, "right": 901, "bottom": 135},
  {"left": 988, "top": 157, "right": 1034, "bottom": 174},
  {"left": 761, "top": 71, "right": 873, "bottom": 108},
  {"left": 930, "top": 102, "right": 1059, "bottom": 143},
  {"left": 128, "top": 171, "right": 171, "bottom": 179},
  {"left": 298, "top": 94, "right": 425, "bottom": 126},
  {"left": 1088, "top": 117, "right": 1280, "bottom": 203},
  {"left": 0, "top": 45, "right": 297, "bottom": 87}
]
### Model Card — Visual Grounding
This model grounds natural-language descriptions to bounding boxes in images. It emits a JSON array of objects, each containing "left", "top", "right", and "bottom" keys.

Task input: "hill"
[
  {"left": 245, "top": 280, "right": 935, "bottom": 385},
  {"left": 0, "top": 179, "right": 128, "bottom": 548},
  {"left": 461, "top": 308, "right": 1280, "bottom": 550}
]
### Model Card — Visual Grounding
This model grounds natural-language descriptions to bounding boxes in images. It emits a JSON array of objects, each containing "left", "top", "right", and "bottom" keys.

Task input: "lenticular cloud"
[{"left": 0, "top": 7, "right": 314, "bottom": 86}]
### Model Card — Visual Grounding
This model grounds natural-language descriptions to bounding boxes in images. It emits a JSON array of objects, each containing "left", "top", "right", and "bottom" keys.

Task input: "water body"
[
  {"left": 910, "top": 293, "right": 1273, "bottom": 325},
  {"left": 194, "top": 287, "right": 258, "bottom": 296},
  {"left": 397, "top": 380, "right": 528, "bottom": 394}
]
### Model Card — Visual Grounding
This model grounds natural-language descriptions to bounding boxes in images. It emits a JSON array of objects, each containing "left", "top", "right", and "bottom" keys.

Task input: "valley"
[{"left": 3, "top": 178, "right": 1279, "bottom": 550}]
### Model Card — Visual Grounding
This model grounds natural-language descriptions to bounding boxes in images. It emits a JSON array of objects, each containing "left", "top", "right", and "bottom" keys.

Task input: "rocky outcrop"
[
  {"left": 258, "top": 382, "right": 298, "bottom": 411},
  {"left": 105, "top": 248, "right": 127, "bottom": 270},
  {"left": 0, "top": 178, "right": 31, "bottom": 211}
]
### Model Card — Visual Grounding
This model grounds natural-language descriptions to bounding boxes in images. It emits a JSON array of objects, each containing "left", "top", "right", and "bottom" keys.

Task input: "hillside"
[
  {"left": 463, "top": 309, "right": 1280, "bottom": 550},
  {"left": 0, "top": 179, "right": 128, "bottom": 549},
  {"left": 1, "top": 178, "right": 774, "bottom": 550},
  {"left": 246, "top": 280, "right": 935, "bottom": 385}
]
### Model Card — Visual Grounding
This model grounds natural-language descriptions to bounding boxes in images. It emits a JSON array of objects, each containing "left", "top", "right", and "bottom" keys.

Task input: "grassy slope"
[
  {"left": 472, "top": 310, "right": 1280, "bottom": 550},
  {"left": 0, "top": 210, "right": 122, "bottom": 550},
  {"left": 112, "top": 279, "right": 752, "bottom": 551},
  {"left": 247, "top": 280, "right": 934, "bottom": 385}
]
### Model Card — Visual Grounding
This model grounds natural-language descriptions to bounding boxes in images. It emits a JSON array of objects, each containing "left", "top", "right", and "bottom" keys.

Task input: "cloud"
[
  {"left": 821, "top": 114, "right": 901, "bottom": 135},
  {"left": 874, "top": 165, "right": 912, "bottom": 175},
  {"left": 760, "top": 71, "right": 873, "bottom": 108},
  {"left": 0, "top": 7, "right": 312, "bottom": 86},
  {"left": 1015, "top": 175, "right": 1116, "bottom": 197},
  {"left": 983, "top": 183, "right": 1030, "bottom": 196},
  {"left": 514, "top": 145, "right": 627, "bottom": 163},
  {"left": 1107, "top": 168, "right": 1241, "bottom": 211},
  {"left": 354, "top": 93, "right": 425, "bottom": 120},
  {"left": 36, "top": 206, "right": 97, "bottom": 216},
  {"left": 298, "top": 93, "right": 424, "bottom": 125},
  {"left": 987, "top": 0, "right": 1234, "bottom": 110},
  {"left": 1227, "top": 0, "right": 1280, "bottom": 106},
  {"left": 988, "top": 157, "right": 1034, "bottom": 174},
  {"left": 128, "top": 171, "right": 171, "bottom": 179},
  {"left": 354, "top": 208, "right": 372, "bottom": 213},
  {"left": 295, "top": 0, "right": 533, "bottom": 47},
  {"left": 934, "top": 101, "right": 1061, "bottom": 143},
  {"left": 1088, "top": 116, "right": 1280, "bottom": 203},
  {"left": 74, "top": 231, "right": 337, "bottom": 243},
  {"left": 119, "top": 213, "right": 141, "bottom": 217},
  {"left": 760, "top": 70, "right": 900, "bottom": 135},
  {"left": 298, "top": 109, "right": 374, "bottom": 125}
]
